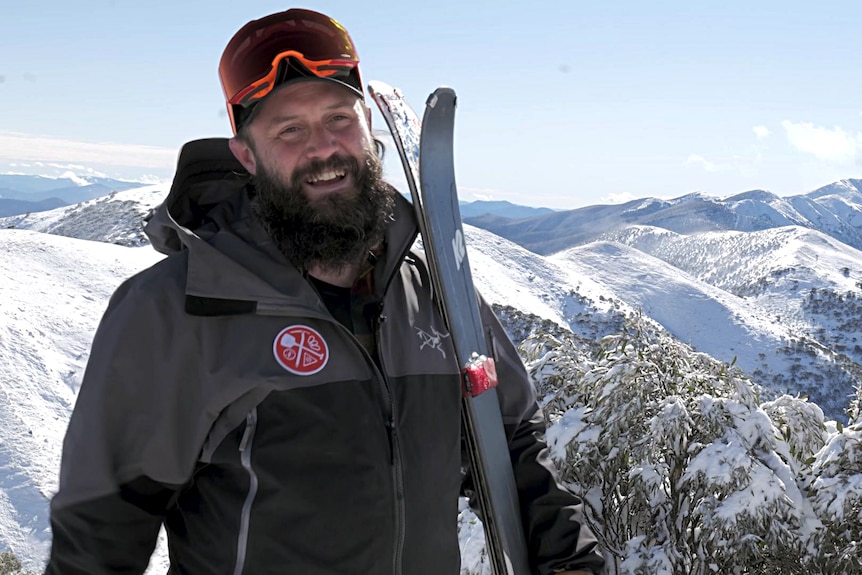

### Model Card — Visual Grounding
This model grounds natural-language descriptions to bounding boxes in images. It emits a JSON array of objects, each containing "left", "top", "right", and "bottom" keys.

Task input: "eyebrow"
[{"left": 268, "top": 99, "right": 358, "bottom": 124}]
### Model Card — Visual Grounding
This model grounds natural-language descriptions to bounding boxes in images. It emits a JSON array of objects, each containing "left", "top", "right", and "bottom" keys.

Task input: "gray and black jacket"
[{"left": 46, "top": 139, "right": 605, "bottom": 575}]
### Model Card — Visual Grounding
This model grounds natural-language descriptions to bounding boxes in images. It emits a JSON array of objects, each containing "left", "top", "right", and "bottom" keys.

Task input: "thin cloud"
[
  {"left": 460, "top": 186, "right": 505, "bottom": 202},
  {"left": 0, "top": 132, "right": 177, "bottom": 170},
  {"left": 603, "top": 192, "right": 638, "bottom": 204},
  {"left": 753, "top": 126, "right": 771, "bottom": 139},
  {"left": 781, "top": 121, "right": 861, "bottom": 164},
  {"left": 59, "top": 171, "right": 93, "bottom": 186},
  {"left": 686, "top": 154, "right": 720, "bottom": 172}
]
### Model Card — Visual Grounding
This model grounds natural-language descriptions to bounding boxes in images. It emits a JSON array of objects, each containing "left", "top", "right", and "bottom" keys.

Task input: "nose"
[{"left": 305, "top": 123, "right": 338, "bottom": 160}]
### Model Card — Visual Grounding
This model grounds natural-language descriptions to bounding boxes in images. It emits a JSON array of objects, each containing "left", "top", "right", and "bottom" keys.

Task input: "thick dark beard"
[{"left": 250, "top": 144, "right": 395, "bottom": 276}]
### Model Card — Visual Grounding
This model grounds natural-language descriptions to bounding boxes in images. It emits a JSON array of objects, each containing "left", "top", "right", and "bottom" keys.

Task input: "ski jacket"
[{"left": 46, "top": 139, "right": 605, "bottom": 575}]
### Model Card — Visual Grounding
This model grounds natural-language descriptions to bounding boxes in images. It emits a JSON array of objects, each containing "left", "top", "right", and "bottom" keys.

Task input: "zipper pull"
[
  {"left": 239, "top": 409, "right": 258, "bottom": 452},
  {"left": 385, "top": 417, "right": 396, "bottom": 464}
]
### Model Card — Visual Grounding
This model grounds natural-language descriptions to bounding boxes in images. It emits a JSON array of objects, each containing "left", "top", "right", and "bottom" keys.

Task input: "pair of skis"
[{"left": 368, "top": 81, "right": 531, "bottom": 575}]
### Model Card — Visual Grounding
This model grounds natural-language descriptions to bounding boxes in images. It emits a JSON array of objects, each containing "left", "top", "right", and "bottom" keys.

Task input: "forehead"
[{"left": 253, "top": 80, "right": 362, "bottom": 120}]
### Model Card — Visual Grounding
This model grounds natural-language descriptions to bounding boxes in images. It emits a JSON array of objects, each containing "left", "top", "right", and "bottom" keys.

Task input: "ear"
[{"left": 229, "top": 137, "right": 258, "bottom": 175}]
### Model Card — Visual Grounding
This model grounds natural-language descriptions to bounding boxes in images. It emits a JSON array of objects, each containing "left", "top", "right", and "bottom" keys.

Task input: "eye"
[
  {"left": 328, "top": 113, "right": 356, "bottom": 130},
  {"left": 278, "top": 125, "right": 301, "bottom": 137}
]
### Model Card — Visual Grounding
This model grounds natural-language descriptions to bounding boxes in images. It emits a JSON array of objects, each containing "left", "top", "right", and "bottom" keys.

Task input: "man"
[{"left": 46, "top": 8, "right": 605, "bottom": 575}]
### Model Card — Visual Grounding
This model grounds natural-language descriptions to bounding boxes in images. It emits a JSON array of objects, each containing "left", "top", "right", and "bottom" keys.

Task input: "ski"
[{"left": 369, "top": 81, "right": 531, "bottom": 575}]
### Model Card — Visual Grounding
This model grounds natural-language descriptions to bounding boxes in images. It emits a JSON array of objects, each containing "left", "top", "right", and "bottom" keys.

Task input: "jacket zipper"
[
  {"left": 311, "top": 311, "right": 405, "bottom": 575},
  {"left": 372, "top": 308, "right": 406, "bottom": 575},
  {"left": 232, "top": 408, "right": 259, "bottom": 575},
  {"left": 298, "top": 244, "right": 415, "bottom": 574}
]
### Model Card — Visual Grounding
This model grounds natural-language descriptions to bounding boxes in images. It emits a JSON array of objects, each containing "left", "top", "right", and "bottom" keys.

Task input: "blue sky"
[{"left": 1, "top": 0, "right": 860, "bottom": 209}]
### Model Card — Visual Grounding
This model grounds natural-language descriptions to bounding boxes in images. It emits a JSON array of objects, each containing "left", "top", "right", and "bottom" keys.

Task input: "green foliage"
[
  {"left": 761, "top": 394, "right": 828, "bottom": 472},
  {"left": 848, "top": 384, "right": 862, "bottom": 426},
  {"left": 524, "top": 312, "right": 814, "bottom": 574},
  {"left": 803, "top": 415, "right": 862, "bottom": 574},
  {"left": 0, "top": 552, "right": 34, "bottom": 575}
]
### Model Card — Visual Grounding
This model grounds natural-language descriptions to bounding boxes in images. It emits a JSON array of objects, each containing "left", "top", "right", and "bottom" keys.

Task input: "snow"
[
  {"left": 545, "top": 406, "right": 596, "bottom": 462},
  {"left": 466, "top": 224, "right": 629, "bottom": 329},
  {"left": 1, "top": 184, "right": 165, "bottom": 246},
  {"left": 0, "top": 228, "right": 165, "bottom": 569},
  {"left": 0, "top": 178, "right": 860, "bottom": 572},
  {"left": 593, "top": 224, "right": 862, "bottom": 418},
  {"left": 551, "top": 240, "right": 783, "bottom": 371}
]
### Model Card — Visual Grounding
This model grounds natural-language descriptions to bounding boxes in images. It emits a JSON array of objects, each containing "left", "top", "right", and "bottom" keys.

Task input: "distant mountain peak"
[
  {"left": 723, "top": 189, "right": 780, "bottom": 203},
  {"left": 460, "top": 199, "right": 554, "bottom": 220},
  {"left": 670, "top": 191, "right": 712, "bottom": 204},
  {"left": 807, "top": 178, "right": 862, "bottom": 200}
]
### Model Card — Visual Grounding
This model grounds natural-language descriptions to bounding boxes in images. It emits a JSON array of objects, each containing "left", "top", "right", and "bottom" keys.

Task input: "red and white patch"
[{"left": 273, "top": 325, "right": 329, "bottom": 375}]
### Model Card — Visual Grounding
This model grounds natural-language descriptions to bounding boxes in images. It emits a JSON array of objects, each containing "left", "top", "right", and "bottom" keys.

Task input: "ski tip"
[
  {"left": 426, "top": 86, "right": 456, "bottom": 109},
  {"left": 367, "top": 80, "right": 391, "bottom": 92},
  {"left": 367, "top": 80, "right": 402, "bottom": 99}
]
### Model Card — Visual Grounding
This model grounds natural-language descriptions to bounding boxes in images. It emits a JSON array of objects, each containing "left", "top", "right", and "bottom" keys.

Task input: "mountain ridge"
[
  {"left": 465, "top": 178, "right": 862, "bottom": 255},
  {"left": 4, "top": 184, "right": 857, "bottom": 418}
]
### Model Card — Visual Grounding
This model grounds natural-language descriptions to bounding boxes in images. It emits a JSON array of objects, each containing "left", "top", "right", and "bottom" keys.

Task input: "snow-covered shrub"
[
  {"left": 848, "top": 383, "right": 862, "bottom": 427},
  {"left": 761, "top": 394, "right": 828, "bottom": 472},
  {"left": 803, "top": 391, "right": 862, "bottom": 574},
  {"left": 526, "top": 313, "right": 808, "bottom": 574}
]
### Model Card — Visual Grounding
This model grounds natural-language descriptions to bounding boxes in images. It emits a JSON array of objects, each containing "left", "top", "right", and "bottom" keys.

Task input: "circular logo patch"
[{"left": 273, "top": 325, "right": 329, "bottom": 375}]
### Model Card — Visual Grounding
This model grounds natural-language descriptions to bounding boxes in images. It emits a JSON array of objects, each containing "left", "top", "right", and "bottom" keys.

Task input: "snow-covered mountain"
[
  {"left": 466, "top": 178, "right": 862, "bottom": 255},
  {"left": 3, "top": 182, "right": 861, "bottom": 417},
  {"left": 1, "top": 184, "right": 165, "bottom": 246},
  {"left": 0, "top": 174, "right": 154, "bottom": 218},
  {"left": 549, "top": 236, "right": 862, "bottom": 417},
  {"left": 458, "top": 200, "right": 554, "bottom": 220},
  {"left": 1, "top": 180, "right": 861, "bottom": 571}
]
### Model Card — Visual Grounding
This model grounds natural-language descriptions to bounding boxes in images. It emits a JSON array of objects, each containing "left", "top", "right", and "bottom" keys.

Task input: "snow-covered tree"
[
  {"left": 761, "top": 394, "right": 828, "bottom": 471},
  {"left": 459, "top": 310, "right": 862, "bottom": 574},
  {"left": 803, "top": 384, "right": 862, "bottom": 574},
  {"left": 523, "top": 313, "right": 810, "bottom": 574}
]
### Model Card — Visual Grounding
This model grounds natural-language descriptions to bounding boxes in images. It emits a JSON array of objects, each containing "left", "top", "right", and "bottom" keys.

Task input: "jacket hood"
[
  {"left": 144, "top": 138, "right": 250, "bottom": 255},
  {"left": 143, "top": 138, "right": 419, "bottom": 304}
]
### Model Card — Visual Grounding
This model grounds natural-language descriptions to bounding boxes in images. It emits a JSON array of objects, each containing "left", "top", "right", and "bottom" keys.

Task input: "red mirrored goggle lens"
[
  {"left": 219, "top": 9, "right": 361, "bottom": 132},
  {"left": 229, "top": 50, "right": 359, "bottom": 107}
]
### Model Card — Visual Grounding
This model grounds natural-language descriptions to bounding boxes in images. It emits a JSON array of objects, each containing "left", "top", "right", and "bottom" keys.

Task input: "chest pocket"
[{"left": 380, "top": 261, "right": 459, "bottom": 378}]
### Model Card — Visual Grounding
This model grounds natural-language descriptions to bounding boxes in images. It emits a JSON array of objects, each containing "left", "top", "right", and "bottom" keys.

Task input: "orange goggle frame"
[
  {"left": 227, "top": 50, "right": 360, "bottom": 133},
  {"left": 229, "top": 49, "right": 359, "bottom": 107}
]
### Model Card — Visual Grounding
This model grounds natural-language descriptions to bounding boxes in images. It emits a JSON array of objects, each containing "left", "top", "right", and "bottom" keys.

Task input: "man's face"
[
  {"left": 229, "top": 80, "right": 394, "bottom": 274},
  {"left": 235, "top": 80, "right": 374, "bottom": 200}
]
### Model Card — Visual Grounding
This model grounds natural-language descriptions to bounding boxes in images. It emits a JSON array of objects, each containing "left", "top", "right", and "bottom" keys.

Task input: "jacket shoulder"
[{"left": 108, "top": 250, "right": 189, "bottom": 307}]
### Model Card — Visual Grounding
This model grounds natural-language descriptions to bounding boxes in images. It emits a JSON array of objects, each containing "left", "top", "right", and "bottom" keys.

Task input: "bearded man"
[{"left": 46, "top": 8, "right": 605, "bottom": 575}]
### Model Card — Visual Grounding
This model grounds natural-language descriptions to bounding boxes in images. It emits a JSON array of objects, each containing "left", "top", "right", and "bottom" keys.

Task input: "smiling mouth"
[{"left": 306, "top": 169, "right": 347, "bottom": 185}]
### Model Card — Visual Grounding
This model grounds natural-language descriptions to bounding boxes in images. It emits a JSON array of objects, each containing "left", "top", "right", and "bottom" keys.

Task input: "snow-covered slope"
[
  {"left": 0, "top": 184, "right": 166, "bottom": 246},
  {"left": 465, "top": 225, "right": 630, "bottom": 341},
  {"left": 604, "top": 225, "right": 862, "bottom": 399},
  {"left": 0, "top": 229, "right": 164, "bottom": 569},
  {"left": 548, "top": 239, "right": 859, "bottom": 416}
]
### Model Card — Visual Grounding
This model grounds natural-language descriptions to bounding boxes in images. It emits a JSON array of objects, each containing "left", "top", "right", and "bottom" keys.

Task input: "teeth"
[{"left": 308, "top": 169, "right": 345, "bottom": 184}]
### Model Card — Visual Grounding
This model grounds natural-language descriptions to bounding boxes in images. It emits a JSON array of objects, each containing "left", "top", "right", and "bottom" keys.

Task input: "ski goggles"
[{"left": 219, "top": 9, "right": 363, "bottom": 134}]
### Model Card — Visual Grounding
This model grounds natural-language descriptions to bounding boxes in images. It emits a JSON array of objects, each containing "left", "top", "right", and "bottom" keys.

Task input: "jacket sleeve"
[
  {"left": 46, "top": 477, "right": 178, "bottom": 575},
  {"left": 475, "top": 299, "right": 606, "bottom": 575},
  {"left": 46, "top": 263, "right": 204, "bottom": 574}
]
